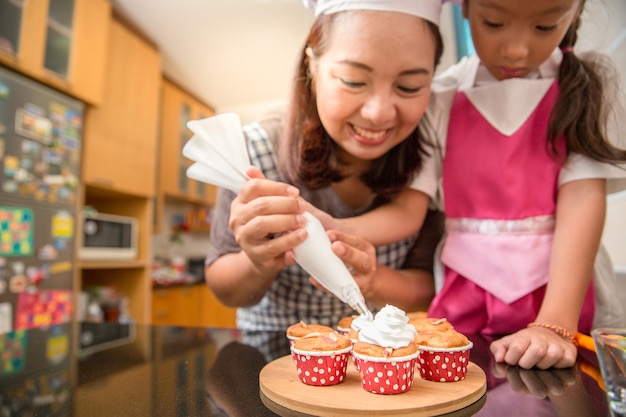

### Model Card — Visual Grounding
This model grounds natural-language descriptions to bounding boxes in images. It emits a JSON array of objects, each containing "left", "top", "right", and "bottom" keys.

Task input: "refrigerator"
[{"left": 0, "top": 65, "right": 81, "bottom": 414}]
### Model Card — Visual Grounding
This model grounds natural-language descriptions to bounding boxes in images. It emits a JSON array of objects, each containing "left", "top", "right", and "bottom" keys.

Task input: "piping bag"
[
  {"left": 293, "top": 212, "right": 373, "bottom": 319},
  {"left": 182, "top": 113, "right": 373, "bottom": 320}
]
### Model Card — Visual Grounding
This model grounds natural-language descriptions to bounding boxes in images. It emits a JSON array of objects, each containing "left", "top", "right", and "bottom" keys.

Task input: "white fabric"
[
  {"left": 463, "top": 78, "right": 554, "bottom": 136},
  {"left": 183, "top": 113, "right": 251, "bottom": 193},
  {"left": 304, "top": 0, "right": 443, "bottom": 25}
]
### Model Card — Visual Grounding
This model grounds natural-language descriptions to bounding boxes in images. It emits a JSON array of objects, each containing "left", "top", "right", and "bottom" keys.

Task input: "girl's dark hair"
[
  {"left": 278, "top": 13, "right": 444, "bottom": 199},
  {"left": 549, "top": 0, "right": 626, "bottom": 163}
]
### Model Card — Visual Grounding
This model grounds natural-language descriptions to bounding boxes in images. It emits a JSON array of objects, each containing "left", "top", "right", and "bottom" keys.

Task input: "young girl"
[{"left": 340, "top": 0, "right": 626, "bottom": 369}]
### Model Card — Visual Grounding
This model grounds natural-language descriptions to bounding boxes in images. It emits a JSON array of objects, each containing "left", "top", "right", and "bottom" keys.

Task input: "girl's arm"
[
  {"left": 491, "top": 178, "right": 606, "bottom": 369},
  {"left": 325, "top": 209, "right": 443, "bottom": 312},
  {"left": 338, "top": 188, "right": 430, "bottom": 246},
  {"left": 323, "top": 228, "right": 436, "bottom": 313}
]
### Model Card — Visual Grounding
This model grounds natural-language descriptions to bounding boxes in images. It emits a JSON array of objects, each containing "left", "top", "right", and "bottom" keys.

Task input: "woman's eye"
[
  {"left": 341, "top": 79, "right": 365, "bottom": 88},
  {"left": 398, "top": 86, "right": 422, "bottom": 94}
]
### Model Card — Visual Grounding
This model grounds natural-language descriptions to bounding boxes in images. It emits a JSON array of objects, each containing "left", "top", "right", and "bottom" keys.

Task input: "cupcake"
[
  {"left": 410, "top": 317, "right": 454, "bottom": 333},
  {"left": 415, "top": 328, "right": 473, "bottom": 382},
  {"left": 291, "top": 332, "right": 352, "bottom": 386},
  {"left": 351, "top": 305, "right": 419, "bottom": 395},
  {"left": 286, "top": 321, "right": 336, "bottom": 346},
  {"left": 337, "top": 315, "right": 356, "bottom": 336},
  {"left": 407, "top": 311, "right": 428, "bottom": 321}
]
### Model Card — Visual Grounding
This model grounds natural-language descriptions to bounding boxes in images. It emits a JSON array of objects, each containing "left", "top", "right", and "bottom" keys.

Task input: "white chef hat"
[{"left": 303, "top": 0, "right": 448, "bottom": 26}]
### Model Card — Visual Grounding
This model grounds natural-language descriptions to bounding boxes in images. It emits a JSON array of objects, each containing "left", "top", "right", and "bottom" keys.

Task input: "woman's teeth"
[{"left": 353, "top": 125, "right": 386, "bottom": 140}]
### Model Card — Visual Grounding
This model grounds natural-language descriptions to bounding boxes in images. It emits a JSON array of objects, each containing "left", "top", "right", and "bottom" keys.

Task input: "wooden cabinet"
[
  {"left": 152, "top": 285, "right": 236, "bottom": 328},
  {"left": 0, "top": 0, "right": 110, "bottom": 105},
  {"left": 82, "top": 17, "right": 161, "bottom": 198},
  {"left": 159, "top": 78, "right": 216, "bottom": 204},
  {"left": 198, "top": 285, "right": 237, "bottom": 328},
  {"left": 79, "top": 15, "right": 162, "bottom": 325},
  {"left": 152, "top": 285, "right": 201, "bottom": 327},
  {"left": 156, "top": 78, "right": 216, "bottom": 231}
]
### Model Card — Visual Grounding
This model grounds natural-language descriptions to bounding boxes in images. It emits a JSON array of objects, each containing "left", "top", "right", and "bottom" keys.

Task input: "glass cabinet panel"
[
  {"left": 195, "top": 112, "right": 208, "bottom": 197},
  {"left": 178, "top": 103, "right": 191, "bottom": 192},
  {"left": 44, "top": 0, "right": 75, "bottom": 78},
  {"left": 0, "top": 0, "right": 24, "bottom": 55}
]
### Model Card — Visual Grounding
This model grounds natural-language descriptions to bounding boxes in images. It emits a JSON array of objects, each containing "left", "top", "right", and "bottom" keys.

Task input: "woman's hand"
[
  {"left": 229, "top": 166, "right": 308, "bottom": 276},
  {"left": 490, "top": 326, "right": 578, "bottom": 369},
  {"left": 308, "top": 230, "right": 377, "bottom": 297}
]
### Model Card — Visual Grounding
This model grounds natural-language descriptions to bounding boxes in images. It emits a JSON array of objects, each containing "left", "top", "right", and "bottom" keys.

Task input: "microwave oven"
[{"left": 79, "top": 212, "right": 138, "bottom": 260}]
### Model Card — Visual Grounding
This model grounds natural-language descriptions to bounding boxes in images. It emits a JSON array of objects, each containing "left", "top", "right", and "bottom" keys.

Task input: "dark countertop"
[{"left": 0, "top": 322, "right": 609, "bottom": 416}]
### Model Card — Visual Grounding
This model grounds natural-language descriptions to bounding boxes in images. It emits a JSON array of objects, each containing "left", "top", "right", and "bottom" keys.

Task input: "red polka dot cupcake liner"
[
  {"left": 287, "top": 335, "right": 298, "bottom": 347},
  {"left": 351, "top": 351, "right": 419, "bottom": 395},
  {"left": 416, "top": 342, "right": 473, "bottom": 382},
  {"left": 291, "top": 345, "right": 352, "bottom": 386}
]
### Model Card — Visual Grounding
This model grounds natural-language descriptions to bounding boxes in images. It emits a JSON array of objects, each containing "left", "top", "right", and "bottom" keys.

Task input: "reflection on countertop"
[{"left": 0, "top": 322, "right": 609, "bottom": 417}]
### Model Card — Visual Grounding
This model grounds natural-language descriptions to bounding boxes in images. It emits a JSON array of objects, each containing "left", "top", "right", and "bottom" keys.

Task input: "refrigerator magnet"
[{"left": 9, "top": 273, "right": 27, "bottom": 293}]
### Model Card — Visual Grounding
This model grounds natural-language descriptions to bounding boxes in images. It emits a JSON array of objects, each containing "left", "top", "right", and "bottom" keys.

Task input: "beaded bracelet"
[{"left": 527, "top": 322, "right": 579, "bottom": 346}]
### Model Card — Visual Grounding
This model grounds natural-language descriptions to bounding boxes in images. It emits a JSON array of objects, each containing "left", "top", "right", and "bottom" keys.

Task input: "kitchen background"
[
  {"left": 145, "top": 0, "right": 626, "bottom": 301},
  {"left": 0, "top": 0, "right": 624, "bottom": 335}
]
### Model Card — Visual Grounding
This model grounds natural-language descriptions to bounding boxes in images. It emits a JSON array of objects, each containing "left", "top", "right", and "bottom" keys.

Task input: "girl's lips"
[
  {"left": 350, "top": 124, "right": 391, "bottom": 146},
  {"left": 499, "top": 66, "right": 525, "bottom": 78}
]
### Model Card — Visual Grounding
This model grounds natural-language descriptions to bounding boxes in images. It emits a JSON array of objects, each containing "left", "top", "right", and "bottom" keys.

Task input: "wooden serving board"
[{"left": 260, "top": 355, "right": 487, "bottom": 417}]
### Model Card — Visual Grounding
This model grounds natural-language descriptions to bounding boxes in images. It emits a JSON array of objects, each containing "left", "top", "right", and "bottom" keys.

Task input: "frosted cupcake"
[
  {"left": 351, "top": 305, "right": 419, "bottom": 395},
  {"left": 291, "top": 332, "right": 352, "bottom": 386},
  {"left": 415, "top": 328, "right": 473, "bottom": 382},
  {"left": 345, "top": 313, "right": 374, "bottom": 342}
]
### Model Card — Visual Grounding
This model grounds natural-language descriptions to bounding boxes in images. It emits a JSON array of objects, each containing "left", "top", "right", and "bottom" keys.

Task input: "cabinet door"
[
  {"left": 159, "top": 80, "right": 189, "bottom": 200},
  {"left": 159, "top": 79, "right": 216, "bottom": 205},
  {"left": 192, "top": 102, "right": 217, "bottom": 204},
  {"left": 152, "top": 286, "right": 201, "bottom": 327},
  {"left": 65, "top": 0, "right": 110, "bottom": 104},
  {"left": 82, "top": 18, "right": 161, "bottom": 197},
  {"left": 199, "top": 285, "right": 236, "bottom": 328},
  {"left": 0, "top": 0, "right": 110, "bottom": 105}
]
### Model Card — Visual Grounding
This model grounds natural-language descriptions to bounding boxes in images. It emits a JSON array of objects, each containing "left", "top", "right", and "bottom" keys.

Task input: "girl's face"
[
  {"left": 463, "top": 0, "right": 582, "bottom": 80},
  {"left": 308, "top": 11, "right": 436, "bottom": 165}
]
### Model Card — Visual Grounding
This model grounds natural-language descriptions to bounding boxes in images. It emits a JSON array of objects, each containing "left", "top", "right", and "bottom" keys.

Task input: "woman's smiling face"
[{"left": 308, "top": 10, "right": 436, "bottom": 165}]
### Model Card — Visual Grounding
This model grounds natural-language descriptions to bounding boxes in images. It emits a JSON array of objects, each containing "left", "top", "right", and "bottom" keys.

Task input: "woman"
[{"left": 205, "top": 0, "right": 445, "bottom": 357}]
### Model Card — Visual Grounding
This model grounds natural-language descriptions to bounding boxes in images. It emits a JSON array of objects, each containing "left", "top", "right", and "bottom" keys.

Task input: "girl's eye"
[
  {"left": 536, "top": 24, "right": 557, "bottom": 32},
  {"left": 482, "top": 19, "right": 502, "bottom": 29},
  {"left": 341, "top": 79, "right": 365, "bottom": 88}
]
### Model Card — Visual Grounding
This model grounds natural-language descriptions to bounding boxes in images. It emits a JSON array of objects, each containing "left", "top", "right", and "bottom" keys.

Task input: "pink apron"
[{"left": 427, "top": 81, "right": 595, "bottom": 335}]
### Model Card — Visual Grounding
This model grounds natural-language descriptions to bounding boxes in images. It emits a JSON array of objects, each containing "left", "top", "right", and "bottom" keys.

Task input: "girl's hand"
[
  {"left": 308, "top": 230, "right": 377, "bottom": 297},
  {"left": 299, "top": 200, "right": 340, "bottom": 231},
  {"left": 491, "top": 361, "right": 577, "bottom": 398},
  {"left": 490, "top": 326, "right": 578, "bottom": 369},
  {"left": 229, "top": 166, "right": 308, "bottom": 276}
]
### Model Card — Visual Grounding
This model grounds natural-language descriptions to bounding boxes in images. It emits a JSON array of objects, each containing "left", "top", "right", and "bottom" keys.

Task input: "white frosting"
[
  {"left": 357, "top": 305, "right": 417, "bottom": 349},
  {"left": 351, "top": 314, "right": 373, "bottom": 332}
]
